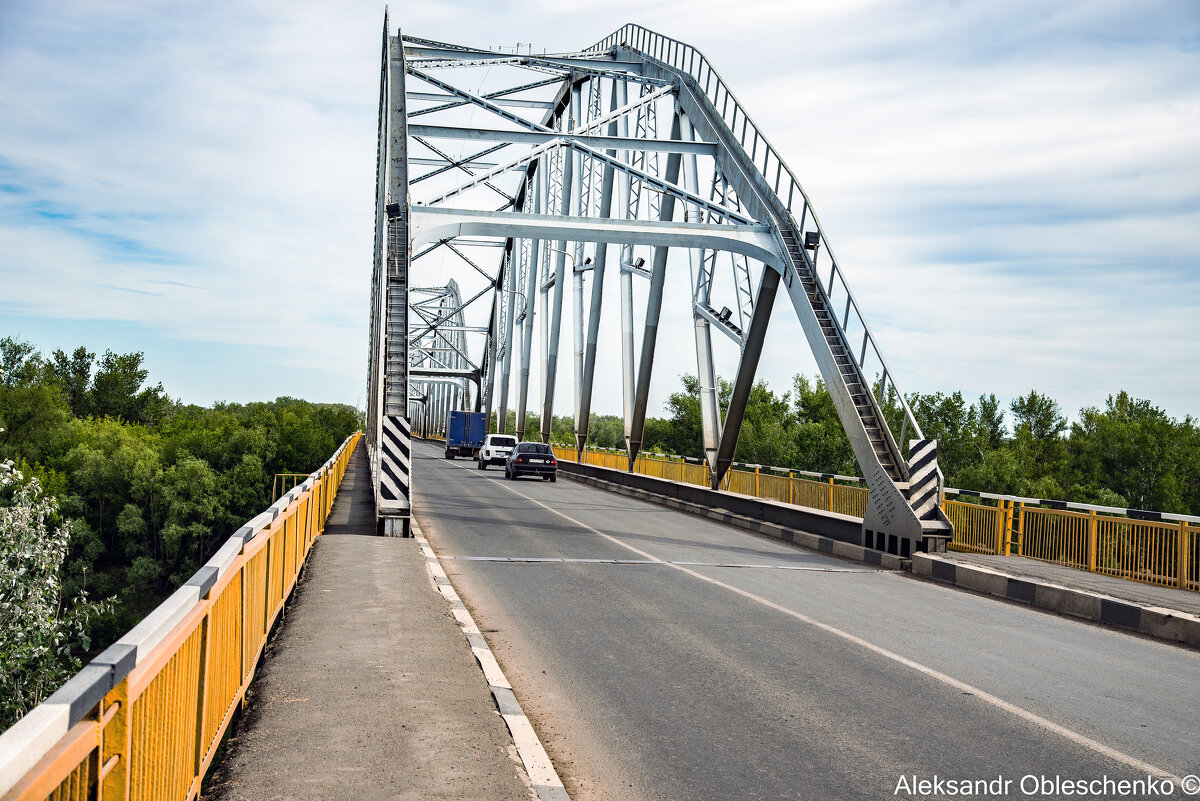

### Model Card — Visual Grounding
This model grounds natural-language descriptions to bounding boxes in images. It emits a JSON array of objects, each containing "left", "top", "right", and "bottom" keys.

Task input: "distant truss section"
[{"left": 366, "top": 18, "right": 954, "bottom": 555}]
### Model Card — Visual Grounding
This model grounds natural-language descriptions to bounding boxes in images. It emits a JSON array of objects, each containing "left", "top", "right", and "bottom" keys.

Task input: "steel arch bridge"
[{"left": 365, "top": 16, "right": 953, "bottom": 554}]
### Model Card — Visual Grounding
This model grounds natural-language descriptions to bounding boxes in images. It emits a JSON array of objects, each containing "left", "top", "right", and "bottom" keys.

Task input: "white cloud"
[{"left": 0, "top": 0, "right": 1197, "bottom": 425}]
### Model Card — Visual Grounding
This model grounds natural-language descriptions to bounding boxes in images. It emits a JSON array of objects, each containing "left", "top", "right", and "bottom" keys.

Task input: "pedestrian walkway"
[
  {"left": 322, "top": 441, "right": 376, "bottom": 533},
  {"left": 206, "top": 451, "right": 530, "bottom": 801},
  {"left": 944, "top": 550, "right": 1200, "bottom": 617}
]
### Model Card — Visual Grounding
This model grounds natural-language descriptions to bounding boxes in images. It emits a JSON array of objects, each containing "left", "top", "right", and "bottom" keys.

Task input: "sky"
[{"left": 1, "top": 0, "right": 1197, "bottom": 425}]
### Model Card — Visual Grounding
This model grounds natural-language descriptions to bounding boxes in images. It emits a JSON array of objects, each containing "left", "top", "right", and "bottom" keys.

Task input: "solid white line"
[{"left": 434, "top": 449, "right": 1182, "bottom": 782}]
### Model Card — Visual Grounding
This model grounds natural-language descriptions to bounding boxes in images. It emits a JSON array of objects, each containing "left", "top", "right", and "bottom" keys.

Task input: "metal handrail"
[
  {"left": 589, "top": 24, "right": 939, "bottom": 490},
  {"left": 0, "top": 433, "right": 363, "bottom": 800}
]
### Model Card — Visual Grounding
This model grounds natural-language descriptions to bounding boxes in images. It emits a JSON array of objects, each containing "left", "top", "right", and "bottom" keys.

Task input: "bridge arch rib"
[{"left": 366, "top": 20, "right": 953, "bottom": 554}]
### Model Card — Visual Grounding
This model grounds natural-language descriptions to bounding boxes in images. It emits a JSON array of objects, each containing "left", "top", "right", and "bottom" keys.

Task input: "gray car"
[{"left": 504, "top": 442, "right": 558, "bottom": 481}]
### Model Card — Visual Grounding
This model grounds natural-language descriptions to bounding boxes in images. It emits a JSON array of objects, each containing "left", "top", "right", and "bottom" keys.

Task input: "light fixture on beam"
[{"left": 621, "top": 257, "right": 651, "bottom": 279}]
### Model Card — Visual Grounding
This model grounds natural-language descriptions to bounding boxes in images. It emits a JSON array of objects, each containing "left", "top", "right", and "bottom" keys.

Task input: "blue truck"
[{"left": 444, "top": 410, "right": 487, "bottom": 459}]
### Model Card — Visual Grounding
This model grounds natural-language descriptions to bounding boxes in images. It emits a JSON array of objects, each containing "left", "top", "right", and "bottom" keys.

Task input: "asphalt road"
[{"left": 412, "top": 440, "right": 1199, "bottom": 801}]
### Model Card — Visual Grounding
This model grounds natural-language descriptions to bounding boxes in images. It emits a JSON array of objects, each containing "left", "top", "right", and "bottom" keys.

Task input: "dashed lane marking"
[{"left": 442, "top": 555, "right": 876, "bottom": 572}]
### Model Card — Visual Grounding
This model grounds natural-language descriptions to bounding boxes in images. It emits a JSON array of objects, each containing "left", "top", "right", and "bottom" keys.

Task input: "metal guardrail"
[
  {"left": 944, "top": 498, "right": 1198, "bottom": 592},
  {"left": 0, "top": 431, "right": 363, "bottom": 800},
  {"left": 551, "top": 444, "right": 1197, "bottom": 592},
  {"left": 550, "top": 446, "right": 868, "bottom": 518},
  {"left": 589, "top": 24, "right": 937, "bottom": 489}
]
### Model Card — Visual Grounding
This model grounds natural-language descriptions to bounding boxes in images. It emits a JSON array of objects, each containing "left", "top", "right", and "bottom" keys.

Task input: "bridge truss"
[{"left": 366, "top": 18, "right": 953, "bottom": 554}]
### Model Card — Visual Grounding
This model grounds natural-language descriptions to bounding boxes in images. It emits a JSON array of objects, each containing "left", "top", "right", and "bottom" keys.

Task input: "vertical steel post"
[
  {"left": 484, "top": 277, "right": 498, "bottom": 429},
  {"left": 626, "top": 112, "right": 683, "bottom": 467},
  {"left": 575, "top": 77, "right": 620, "bottom": 457},
  {"left": 541, "top": 82, "right": 580, "bottom": 443},
  {"left": 516, "top": 162, "right": 544, "bottom": 440},
  {"left": 683, "top": 122, "right": 723, "bottom": 475},
  {"left": 618, "top": 78, "right": 637, "bottom": 448},
  {"left": 498, "top": 238, "right": 519, "bottom": 433},
  {"left": 713, "top": 267, "right": 780, "bottom": 485}
]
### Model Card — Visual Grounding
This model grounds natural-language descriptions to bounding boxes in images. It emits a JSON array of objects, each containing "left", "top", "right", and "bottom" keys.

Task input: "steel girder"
[{"left": 371, "top": 20, "right": 953, "bottom": 555}]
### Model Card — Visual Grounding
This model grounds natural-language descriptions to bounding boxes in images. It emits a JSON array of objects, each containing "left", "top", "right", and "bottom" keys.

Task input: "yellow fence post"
[
  {"left": 827, "top": 477, "right": 834, "bottom": 512},
  {"left": 192, "top": 605, "right": 212, "bottom": 786},
  {"left": 754, "top": 467, "right": 760, "bottom": 498},
  {"left": 1000, "top": 500, "right": 1012, "bottom": 555},
  {"left": 100, "top": 677, "right": 131, "bottom": 800},
  {"left": 1179, "top": 520, "right": 1190, "bottom": 590},
  {"left": 993, "top": 502, "right": 1005, "bottom": 555},
  {"left": 1014, "top": 502, "right": 1025, "bottom": 556},
  {"left": 1088, "top": 510, "right": 1098, "bottom": 573}
]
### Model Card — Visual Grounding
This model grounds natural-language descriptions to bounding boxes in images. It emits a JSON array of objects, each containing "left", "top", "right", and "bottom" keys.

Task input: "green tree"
[
  {"left": 0, "top": 455, "right": 110, "bottom": 727},
  {"left": 49, "top": 347, "right": 95, "bottom": 417},
  {"left": 1068, "top": 392, "right": 1189, "bottom": 512},
  {"left": 90, "top": 351, "right": 170, "bottom": 426},
  {"left": 792, "top": 375, "right": 859, "bottom": 475},
  {"left": 0, "top": 384, "right": 72, "bottom": 466},
  {"left": 0, "top": 337, "right": 44, "bottom": 388},
  {"left": 1010, "top": 390, "right": 1067, "bottom": 478}
]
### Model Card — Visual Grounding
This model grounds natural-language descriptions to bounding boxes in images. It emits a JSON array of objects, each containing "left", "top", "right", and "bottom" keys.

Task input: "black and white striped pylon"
[
  {"left": 907, "top": 439, "right": 940, "bottom": 522},
  {"left": 380, "top": 415, "right": 411, "bottom": 504}
]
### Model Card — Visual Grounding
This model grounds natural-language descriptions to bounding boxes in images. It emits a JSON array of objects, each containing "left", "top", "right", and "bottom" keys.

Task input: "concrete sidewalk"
[{"left": 206, "top": 453, "right": 532, "bottom": 800}]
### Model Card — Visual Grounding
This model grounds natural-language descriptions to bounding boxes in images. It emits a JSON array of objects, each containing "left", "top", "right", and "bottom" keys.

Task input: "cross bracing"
[{"left": 366, "top": 18, "right": 955, "bottom": 554}]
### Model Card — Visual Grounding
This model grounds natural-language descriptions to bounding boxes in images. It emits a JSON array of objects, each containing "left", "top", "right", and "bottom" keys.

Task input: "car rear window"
[
  {"left": 516, "top": 442, "right": 553, "bottom": 454},
  {"left": 491, "top": 436, "right": 516, "bottom": 447}
]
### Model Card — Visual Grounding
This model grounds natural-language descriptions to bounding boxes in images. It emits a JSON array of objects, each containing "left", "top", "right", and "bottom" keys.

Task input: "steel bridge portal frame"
[{"left": 367, "top": 20, "right": 954, "bottom": 554}]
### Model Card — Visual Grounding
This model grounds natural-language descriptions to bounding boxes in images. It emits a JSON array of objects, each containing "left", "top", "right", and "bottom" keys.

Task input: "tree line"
[
  {"left": 0, "top": 336, "right": 358, "bottom": 725},
  {"left": 530, "top": 373, "right": 1198, "bottom": 516}
]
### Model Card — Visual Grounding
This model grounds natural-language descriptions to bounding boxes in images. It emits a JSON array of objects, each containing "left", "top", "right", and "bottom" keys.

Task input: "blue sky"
[{"left": 1, "top": 0, "right": 1197, "bottom": 423}]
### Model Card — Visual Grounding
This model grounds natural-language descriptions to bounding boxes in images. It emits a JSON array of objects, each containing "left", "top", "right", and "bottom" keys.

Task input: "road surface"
[{"left": 413, "top": 440, "right": 1198, "bottom": 801}]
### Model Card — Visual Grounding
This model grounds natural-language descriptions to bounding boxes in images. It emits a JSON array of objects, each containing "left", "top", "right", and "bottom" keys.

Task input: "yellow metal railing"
[
  {"left": 552, "top": 443, "right": 1197, "bottom": 593},
  {"left": 943, "top": 498, "right": 1198, "bottom": 591},
  {"left": 0, "top": 431, "right": 362, "bottom": 801},
  {"left": 550, "top": 445, "right": 869, "bottom": 518},
  {"left": 271, "top": 472, "right": 310, "bottom": 502}
]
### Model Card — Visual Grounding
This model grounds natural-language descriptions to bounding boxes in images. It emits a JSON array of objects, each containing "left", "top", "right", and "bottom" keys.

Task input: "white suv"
[{"left": 478, "top": 434, "right": 518, "bottom": 469}]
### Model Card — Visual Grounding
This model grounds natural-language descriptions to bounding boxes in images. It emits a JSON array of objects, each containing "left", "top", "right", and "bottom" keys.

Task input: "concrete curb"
[
  {"left": 560, "top": 470, "right": 908, "bottom": 572},
  {"left": 413, "top": 522, "right": 571, "bottom": 801},
  {"left": 911, "top": 553, "right": 1200, "bottom": 648}
]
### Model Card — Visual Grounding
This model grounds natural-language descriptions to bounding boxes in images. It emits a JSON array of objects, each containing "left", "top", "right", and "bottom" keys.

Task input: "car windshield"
[
  {"left": 516, "top": 443, "right": 552, "bottom": 454},
  {"left": 491, "top": 436, "right": 516, "bottom": 447}
]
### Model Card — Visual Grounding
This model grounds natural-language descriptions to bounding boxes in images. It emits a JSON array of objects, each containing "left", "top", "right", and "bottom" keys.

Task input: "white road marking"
[
  {"left": 413, "top": 517, "right": 569, "bottom": 801},
  {"left": 435, "top": 449, "right": 1183, "bottom": 782},
  {"left": 442, "top": 555, "right": 876, "bottom": 572}
]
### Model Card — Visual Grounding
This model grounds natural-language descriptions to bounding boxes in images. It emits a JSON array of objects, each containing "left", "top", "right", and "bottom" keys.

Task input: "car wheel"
[{"left": 550, "top": 474, "right": 557, "bottom": 483}]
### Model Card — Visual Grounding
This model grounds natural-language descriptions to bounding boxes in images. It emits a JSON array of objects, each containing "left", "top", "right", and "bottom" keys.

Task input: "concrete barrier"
[
  {"left": 911, "top": 553, "right": 1200, "bottom": 648},
  {"left": 557, "top": 461, "right": 907, "bottom": 571}
]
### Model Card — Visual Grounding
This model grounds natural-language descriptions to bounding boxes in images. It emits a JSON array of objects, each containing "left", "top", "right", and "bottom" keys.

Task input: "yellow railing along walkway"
[
  {"left": 0, "top": 431, "right": 362, "bottom": 801},
  {"left": 943, "top": 498, "right": 1197, "bottom": 592}
]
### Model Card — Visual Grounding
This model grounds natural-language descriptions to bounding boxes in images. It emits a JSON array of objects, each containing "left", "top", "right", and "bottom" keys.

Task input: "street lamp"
[{"left": 547, "top": 247, "right": 593, "bottom": 272}]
